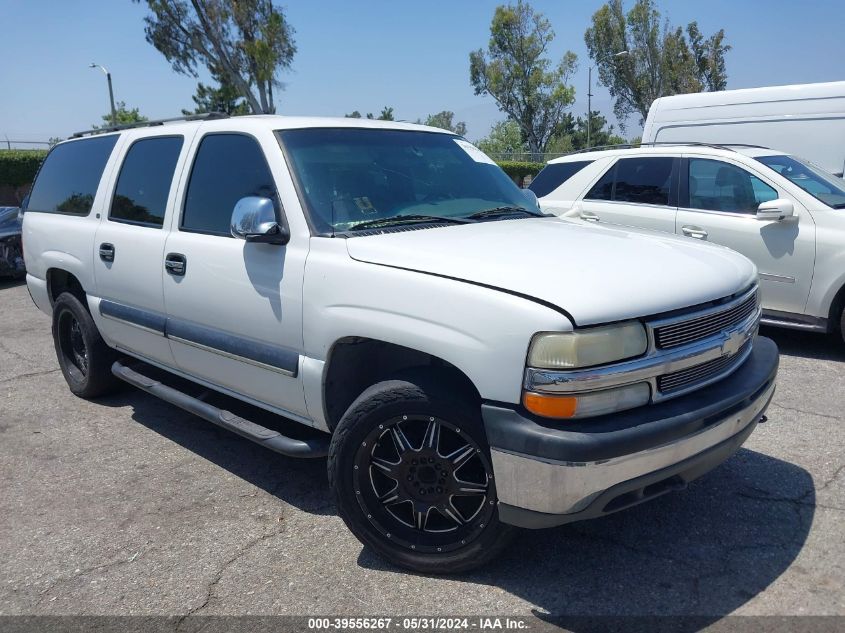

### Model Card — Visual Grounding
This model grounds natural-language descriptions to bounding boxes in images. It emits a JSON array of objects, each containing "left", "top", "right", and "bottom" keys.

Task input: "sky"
[{"left": 1, "top": 0, "right": 843, "bottom": 147}]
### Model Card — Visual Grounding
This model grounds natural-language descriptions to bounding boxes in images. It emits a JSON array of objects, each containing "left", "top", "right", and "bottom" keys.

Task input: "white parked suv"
[
  {"left": 23, "top": 116, "right": 778, "bottom": 573},
  {"left": 531, "top": 143, "right": 845, "bottom": 340}
]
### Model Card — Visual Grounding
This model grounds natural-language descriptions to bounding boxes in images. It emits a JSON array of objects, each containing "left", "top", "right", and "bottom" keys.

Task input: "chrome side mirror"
[
  {"left": 757, "top": 198, "right": 795, "bottom": 222},
  {"left": 230, "top": 196, "right": 289, "bottom": 244}
]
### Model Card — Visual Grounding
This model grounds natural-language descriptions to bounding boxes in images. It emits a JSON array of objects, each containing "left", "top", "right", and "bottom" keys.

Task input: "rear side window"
[
  {"left": 585, "top": 157, "right": 675, "bottom": 206},
  {"left": 182, "top": 134, "right": 277, "bottom": 236},
  {"left": 528, "top": 161, "right": 592, "bottom": 197},
  {"left": 110, "top": 136, "right": 183, "bottom": 227},
  {"left": 613, "top": 157, "right": 674, "bottom": 205},
  {"left": 27, "top": 135, "right": 118, "bottom": 215},
  {"left": 585, "top": 164, "right": 615, "bottom": 200}
]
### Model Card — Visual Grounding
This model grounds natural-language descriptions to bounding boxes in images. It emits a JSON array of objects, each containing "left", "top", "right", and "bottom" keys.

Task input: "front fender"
[{"left": 302, "top": 240, "right": 571, "bottom": 407}]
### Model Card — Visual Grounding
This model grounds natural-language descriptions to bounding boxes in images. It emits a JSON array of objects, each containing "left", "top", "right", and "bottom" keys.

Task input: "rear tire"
[
  {"left": 328, "top": 372, "right": 516, "bottom": 574},
  {"left": 52, "top": 292, "right": 120, "bottom": 398}
]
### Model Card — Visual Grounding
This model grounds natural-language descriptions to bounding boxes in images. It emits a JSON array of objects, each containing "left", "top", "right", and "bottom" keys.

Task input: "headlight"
[
  {"left": 523, "top": 383, "right": 651, "bottom": 419},
  {"left": 527, "top": 321, "right": 648, "bottom": 369}
]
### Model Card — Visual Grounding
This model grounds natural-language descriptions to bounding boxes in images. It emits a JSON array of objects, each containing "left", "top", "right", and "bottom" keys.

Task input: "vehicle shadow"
[
  {"left": 0, "top": 277, "right": 26, "bottom": 291},
  {"left": 761, "top": 325, "right": 845, "bottom": 362},
  {"left": 98, "top": 366, "right": 813, "bottom": 628},
  {"left": 97, "top": 386, "right": 334, "bottom": 517},
  {"left": 358, "top": 448, "right": 814, "bottom": 628}
]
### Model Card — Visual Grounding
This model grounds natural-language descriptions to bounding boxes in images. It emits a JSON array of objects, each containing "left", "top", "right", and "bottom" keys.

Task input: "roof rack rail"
[
  {"left": 563, "top": 140, "right": 771, "bottom": 157},
  {"left": 71, "top": 112, "right": 230, "bottom": 138}
]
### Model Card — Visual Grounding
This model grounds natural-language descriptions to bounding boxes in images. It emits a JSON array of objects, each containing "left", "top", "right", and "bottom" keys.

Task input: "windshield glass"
[
  {"left": 278, "top": 128, "right": 539, "bottom": 233},
  {"left": 756, "top": 154, "right": 845, "bottom": 209}
]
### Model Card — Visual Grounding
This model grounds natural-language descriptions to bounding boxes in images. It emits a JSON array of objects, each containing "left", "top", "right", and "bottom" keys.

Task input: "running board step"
[{"left": 112, "top": 360, "right": 329, "bottom": 458}]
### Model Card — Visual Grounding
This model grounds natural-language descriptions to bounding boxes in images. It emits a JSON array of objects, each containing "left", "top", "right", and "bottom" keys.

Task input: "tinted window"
[
  {"left": 27, "top": 135, "right": 118, "bottom": 215},
  {"left": 585, "top": 164, "right": 616, "bottom": 201},
  {"left": 279, "top": 129, "right": 537, "bottom": 233},
  {"left": 689, "top": 159, "right": 777, "bottom": 214},
  {"left": 613, "top": 157, "right": 674, "bottom": 205},
  {"left": 182, "top": 134, "right": 277, "bottom": 235},
  {"left": 756, "top": 154, "right": 845, "bottom": 209},
  {"left": 110, "top": 136, "right": 183, "bottom": 227},
  {"left": 528, "top": 161, "right": 592, "bottom": 197}
]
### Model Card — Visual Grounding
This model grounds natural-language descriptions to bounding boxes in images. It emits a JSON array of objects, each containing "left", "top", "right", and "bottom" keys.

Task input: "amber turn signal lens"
[{"left": 523, "top": 392, "right": 578, "bottom": 419}]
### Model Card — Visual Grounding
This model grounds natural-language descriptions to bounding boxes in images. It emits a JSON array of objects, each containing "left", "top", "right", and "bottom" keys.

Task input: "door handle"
[
  {"left": 681, "top": 225, "right": 708, "bottom": 239},
  {"left": 99, "top": 243, "right": 115, "bottom": 262},
  {"left": 580, "top": 210, "right": 600, "bottom": 222},
  {"left": 165, "top": 253, "right": 187, "bottom": 276}
]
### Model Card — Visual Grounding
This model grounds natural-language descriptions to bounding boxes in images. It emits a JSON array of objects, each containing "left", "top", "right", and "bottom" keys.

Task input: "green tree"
[
  {"left": 136, "top": 0, "right": 296, "bottom": 114},
  {"left": 469, "top": 1, "right": 577, "bottom": 160},
  {"left": 475, "top": 120, "right": 526, "bottom": 157},
  {"left": 552, "top": 110, "right": 626, "bottom": 151},
  {"left": 418, "top": 111, "right": 467, "bottom": 136},
  {"left": 182, "top": 69, "right": 250, "bottom": 115},
  {"left": 585, "top": 0, "right": 730, "bottom": 127},
  {"left": 93, "top": 101, "right": 148, "bottom": 129},
  {"left": 344, "top": 106, "right": 394, "bottom": 120}
]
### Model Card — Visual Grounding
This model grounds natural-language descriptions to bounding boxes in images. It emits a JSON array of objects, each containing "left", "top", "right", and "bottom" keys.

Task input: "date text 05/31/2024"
[{"left": 307, "top": 617, "right": 529, "bottom": 630}]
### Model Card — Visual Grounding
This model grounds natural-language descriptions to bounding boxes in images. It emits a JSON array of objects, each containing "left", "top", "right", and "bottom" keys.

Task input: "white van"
[{"left": 642, "top": 81, "right": 845, "bottom": 176}]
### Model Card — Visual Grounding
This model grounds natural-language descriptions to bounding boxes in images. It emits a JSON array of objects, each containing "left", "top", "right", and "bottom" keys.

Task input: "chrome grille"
[
  {"left": 655, "top": 291, "right": 758, "bottom": 349},
  {"left": 657, "top": 342, "right": 751, "bottom": 393}
]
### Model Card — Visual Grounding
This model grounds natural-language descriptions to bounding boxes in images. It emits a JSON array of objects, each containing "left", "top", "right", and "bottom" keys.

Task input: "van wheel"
[
  {"left": 328, "top": 373, "right": 516, "bottom": 574},
  {"left": 52, "top": 292, "right": 120, "bottom": 398}
]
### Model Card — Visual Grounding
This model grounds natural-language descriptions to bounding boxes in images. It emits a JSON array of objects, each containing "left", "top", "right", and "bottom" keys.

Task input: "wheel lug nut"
[
  {"left": 419, "top": 489, "right": 426, "bottom": 495},
  {"left": 411, "top": 459, "right": 417, "bottom": 465},
  {"left": 407, "top": 476, "right": 413, "bottom": 481},
  {"left": 436, "top": 487, "right": 443, "bottom": 493}
]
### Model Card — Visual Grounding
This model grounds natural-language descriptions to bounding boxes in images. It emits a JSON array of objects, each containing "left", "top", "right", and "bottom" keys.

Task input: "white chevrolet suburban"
[
  {"left": 532, "top": 143, "right": 845, "bottom": 340},
  {"left": 23, "top": 115, "right": 778, "bottom": 573}
]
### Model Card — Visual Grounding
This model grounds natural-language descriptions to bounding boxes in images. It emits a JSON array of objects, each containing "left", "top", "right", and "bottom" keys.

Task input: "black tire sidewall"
[
  {"left": 51, "top": 292, "right": 119, "bottom": 398},
  {"left": 328, "top": 376, "right": 515, "bottom": 574}
]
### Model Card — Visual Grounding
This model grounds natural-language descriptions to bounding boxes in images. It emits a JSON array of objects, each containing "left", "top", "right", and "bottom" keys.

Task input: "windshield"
[
  {"left": 278, "top": 128, "right": 539, "bottom": 233},
  {"left": 756, "top": 154, "right": 845, "bottom": 209}
]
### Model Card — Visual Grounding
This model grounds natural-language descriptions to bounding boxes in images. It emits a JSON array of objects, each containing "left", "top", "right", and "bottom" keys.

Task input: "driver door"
[{"left": 162, "top": 131, "right": 308, "bottom": 418}]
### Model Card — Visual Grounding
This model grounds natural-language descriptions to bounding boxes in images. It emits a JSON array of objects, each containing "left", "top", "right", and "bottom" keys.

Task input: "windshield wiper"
[
  {"left": 347, "top": 214, "right": 474, "bottom": 231},
  {"left": 464, "top": 206, "right": 546, "bottom": 221}
]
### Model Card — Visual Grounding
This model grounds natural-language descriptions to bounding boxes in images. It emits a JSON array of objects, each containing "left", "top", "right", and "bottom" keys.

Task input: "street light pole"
[
  {"left": 587, "top": 50, "right": 629, "bottom": 149},
  {"left": 90, "top": 63, "right": 117, "bottom": 127}
]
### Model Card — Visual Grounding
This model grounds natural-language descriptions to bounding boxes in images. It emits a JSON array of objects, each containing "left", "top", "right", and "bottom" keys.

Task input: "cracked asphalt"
[{"left": 1, "top": 278, "right": 843, "bottom": 620}]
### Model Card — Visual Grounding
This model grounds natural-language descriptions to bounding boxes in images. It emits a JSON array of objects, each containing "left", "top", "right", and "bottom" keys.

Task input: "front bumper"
[{"left": 483, "top": 336, "right": 779, "bottom": 529}]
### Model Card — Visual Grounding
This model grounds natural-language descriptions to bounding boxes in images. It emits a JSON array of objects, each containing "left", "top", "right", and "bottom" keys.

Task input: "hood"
[{"left": 345, "top": 217, "right": 757, "bottom": 326}]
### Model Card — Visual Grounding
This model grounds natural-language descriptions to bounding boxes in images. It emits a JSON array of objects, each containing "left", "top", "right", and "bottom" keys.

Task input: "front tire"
[
  {"left": 52, "top": 292, "right": 120, "bottom": 398},
  {"left": 328, "top": 374, "right": 516, "bottom": 574}
]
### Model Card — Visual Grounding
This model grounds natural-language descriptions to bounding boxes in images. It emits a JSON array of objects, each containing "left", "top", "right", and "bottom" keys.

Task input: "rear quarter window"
[
  {"left": 27, "top": 135, "right": 118, "bottom": 216},
  {"left": 528, "top": 160, "right": 593, "bottom": 197}
]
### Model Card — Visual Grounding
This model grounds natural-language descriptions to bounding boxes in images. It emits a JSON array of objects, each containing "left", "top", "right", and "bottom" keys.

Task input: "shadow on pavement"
[
  {"left": 761, "top": 325, "right": 845, "bottom": 362},
  {"left": 358, "top": 447, "right": 814, "bottom": 628},
  {"left": 0, "top": 277, "right": 26, "bottom": 291},
  {"left": 98, "top": 363, "right": 813, "bottom": 629},
  {"left": 98, "top": 385, "right": 333, "bottom": 517}
]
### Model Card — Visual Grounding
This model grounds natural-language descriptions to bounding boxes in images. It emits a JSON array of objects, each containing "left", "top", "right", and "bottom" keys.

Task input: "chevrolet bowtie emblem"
[{"left": 721, "top": 329, "right": 747, "bottom": 356}]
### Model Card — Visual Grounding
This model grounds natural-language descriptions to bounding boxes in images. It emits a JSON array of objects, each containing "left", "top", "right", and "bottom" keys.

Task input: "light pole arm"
[{"left": 90, "top": 63, "right": 117, "bottom": 127}]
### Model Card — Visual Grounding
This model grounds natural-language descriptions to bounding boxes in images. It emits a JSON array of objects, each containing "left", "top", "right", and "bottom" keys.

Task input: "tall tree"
[
  {"left": 182, "top": 71, "right": 250, "bottom": 116},
  {"left": 93, "top": 101, "right": 148, "bottom": 129},
  {"left": 418, "top": 111, "right": 467, "bottom": 136},
  {"left": 551, "top": 110, "right": 626, "bottom": 151},
  {"left": 136, "top": 0, "right": 296, "bottom": 114},
  {"left": 585, "top": 0, "right": 730, "bottom": 127},
  {"left": 469, "top": 1, "right": 577, "bottom": 160},
  {"left": 475, "top": 120, "right": 526, "bottom": 157}
]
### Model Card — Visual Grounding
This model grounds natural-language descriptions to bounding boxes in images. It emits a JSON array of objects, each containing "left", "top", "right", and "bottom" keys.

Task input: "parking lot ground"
[{"left": 0, "top": 278, "right": 843, "bottom": 622}]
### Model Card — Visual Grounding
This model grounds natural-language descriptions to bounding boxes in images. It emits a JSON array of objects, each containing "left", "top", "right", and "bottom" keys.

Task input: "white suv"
[
  {"left": 532, "top": 144, "right": 845, "bottom": 340},
  {"left": 22, "top": 117, "right": 777, "bottom": 573}
]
